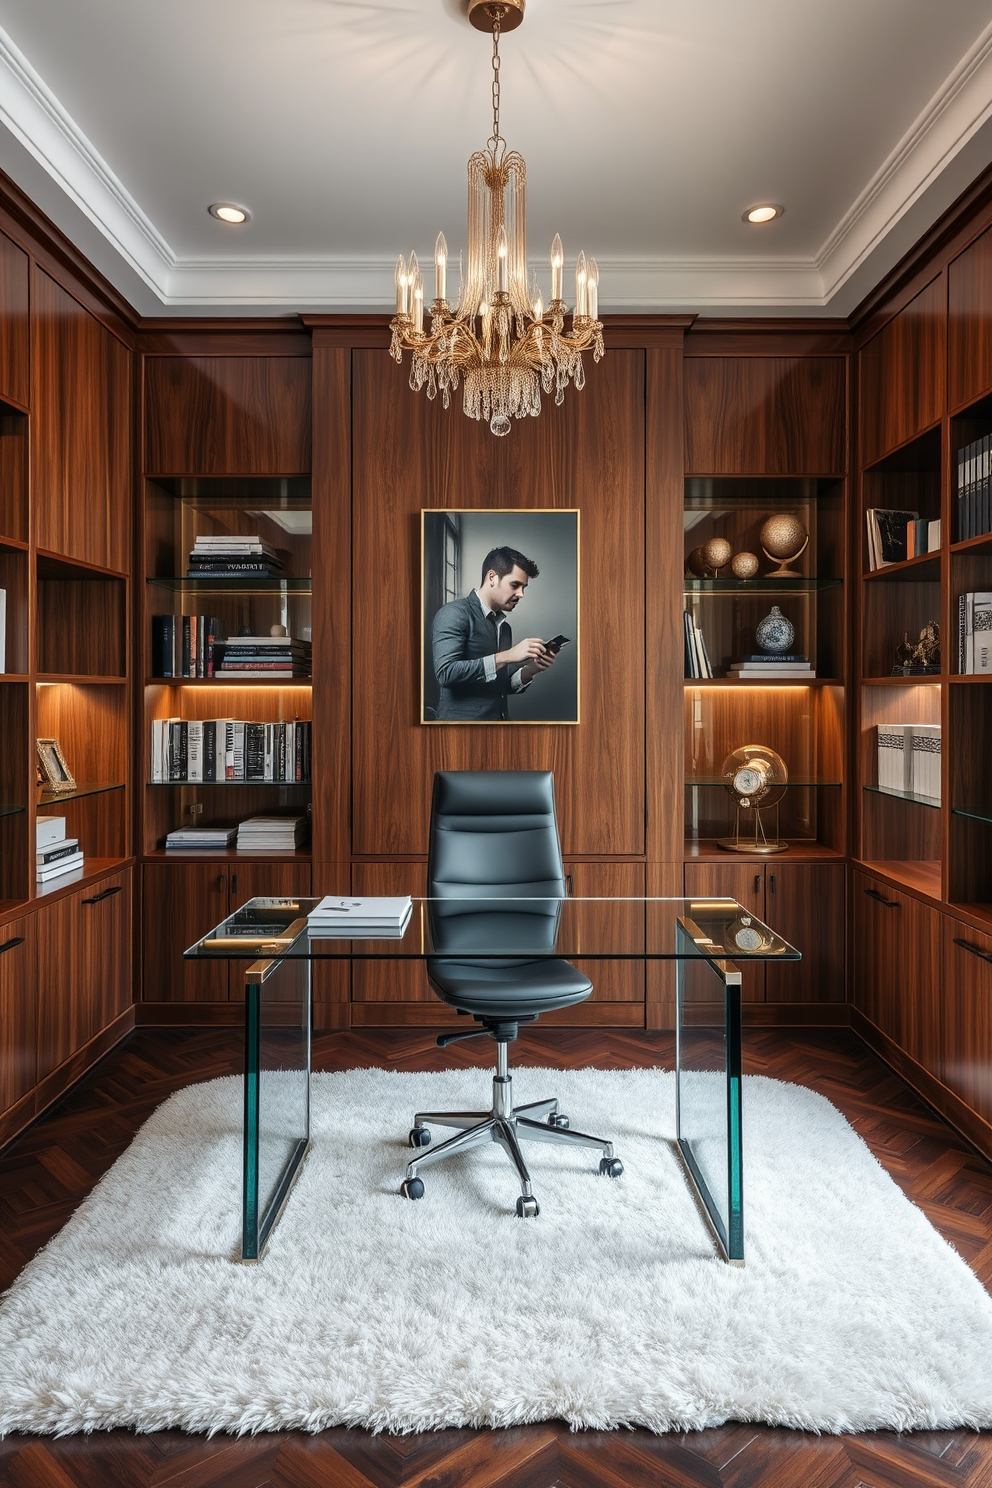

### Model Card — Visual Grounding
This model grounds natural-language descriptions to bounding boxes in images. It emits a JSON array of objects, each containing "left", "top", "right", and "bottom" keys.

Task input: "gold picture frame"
[{"left": 36, "top": 737, "right": 76, "bottom": 794}]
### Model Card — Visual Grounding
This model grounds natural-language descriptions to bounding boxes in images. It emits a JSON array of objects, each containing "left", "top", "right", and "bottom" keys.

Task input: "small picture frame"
[{"left": 36, "top": 738, "right": 76, "bottom": 794}]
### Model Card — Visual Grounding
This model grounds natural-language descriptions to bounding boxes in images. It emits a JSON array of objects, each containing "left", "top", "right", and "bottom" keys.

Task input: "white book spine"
[
  {"left": 232, "top": 721, "right": 245, "bottom": 781},
  {"left": 187, "top": 720, "right": 204, "bottom": 782},
  {"left": 974, "top": 595, "right": 992, "bottom": 673},
  {"left": 151, "top": 719, "right": 163, "bottom": 783},
  {"left": 967, "top": 592, "right": 975, "bottom": 674}
]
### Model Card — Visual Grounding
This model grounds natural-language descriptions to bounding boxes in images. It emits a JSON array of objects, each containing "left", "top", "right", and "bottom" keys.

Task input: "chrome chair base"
[{"left": 401, "top": 1044, "right": 622, "bottom": 1215}]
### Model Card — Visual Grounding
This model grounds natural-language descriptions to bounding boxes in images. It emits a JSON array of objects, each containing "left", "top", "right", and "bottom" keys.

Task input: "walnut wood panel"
[
  {"left": 0, "top": 681, "right": 27, "bottom": 905},
  {"left": 141, "top": 863, "right": 231, "bottom": 1002},
  {"left": 35, "top": 682, "right": 128, "bottom": 796},
  {"left": 143, "top": 356, "right": 312, "bottom": 475},
  {"left": 949, "top": 222, "right": 992, "bottom": 410},
  {"left": 36, "top": 570, "right": 126, "bottom": 676},
  {"left": 0, "top": 546, "right": 27, "bottom": 673},
  {"left": 32, "top": 269, "right": 131, "bottom": 571},
  {"left": 0, "top": 230, "right": 29, "bottom": 409},
  {"left": 350, "top": 349, "right": 645, "bottom": 857},
  {"left": 564, "top": 861, "right": 645, "bottom": 1005},
  {"left": 939, "top": 914, "right": 992, "bottom": 1122},
  {"left": 852, "top": 869, "right": 941, "bottom": 1072},
  {"left": 0, "top": 411, "right": 28, "bottom": 542},
  {"left": 765, "top": 861, "right": 844, "bottom": 1003},
  {"left": 351, "top": 861, "right": 429, "bottom": 1003},
  {"left": 684, "top": 357, "right": 846, "bottom": 475},
  {"left": 228, "top": 860, "right": 312, "bottom": 912},
  {"left": 859, "top": 276, "right": 945, "bottom": 466},
  {"left": 862, "top": 577, "right": 941, "bottom": 676},
  {"left": 0, "top": 914, "right": 35, "bottom": 1110},
  {"left": 37, "top": 872, "right": 132, "bottom": 1078},
  {"left": 683, "top": 859, "right": 765, "bottom": 1002}
]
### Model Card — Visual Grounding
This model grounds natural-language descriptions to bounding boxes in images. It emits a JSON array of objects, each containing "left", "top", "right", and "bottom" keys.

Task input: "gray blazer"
[{"left": 431, "top": 594, "right": 522, "bottom": 721}]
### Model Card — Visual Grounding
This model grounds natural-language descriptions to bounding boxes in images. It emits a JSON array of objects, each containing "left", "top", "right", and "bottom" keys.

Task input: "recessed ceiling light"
[
  {"left": 743, "top": 204, "right": 784, "bottom": 224},
  {"left": 208, "top": 203, "right": 250, "bottom": 224}
]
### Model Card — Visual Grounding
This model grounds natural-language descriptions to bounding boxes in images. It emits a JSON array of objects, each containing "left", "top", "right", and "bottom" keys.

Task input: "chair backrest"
[{"left": 428, "top": 771, "right": 565, "bottom": 911}]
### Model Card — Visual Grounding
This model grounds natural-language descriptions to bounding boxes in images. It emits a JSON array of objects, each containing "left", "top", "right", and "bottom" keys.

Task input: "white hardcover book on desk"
[{"left": 309, "top": 895, "right": 413, "bottom": 932}]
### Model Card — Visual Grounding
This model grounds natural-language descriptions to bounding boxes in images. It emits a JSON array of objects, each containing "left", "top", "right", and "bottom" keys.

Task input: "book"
[
  {"left": 165, "top": 826, "right": 238, "bottom": 848},
  {"left": 308, "top": 895, "right": 413, "bottom": 934},
  {"left": 956, "top": 591, "right": 992, "bottom": 673},
  {"left": 37, "top": 851, "right": 84, "bottom": 882},
  {"left": 866, "top": 509, "right": 918, "bottom": 568},
  {"left": 36, "top": 838, "right": 80, "bottom": 865},
  {"left": 909, "top": 724, "right": 941, "bottom": 802},
  {"left": 877, "top": 724, "right": 913, "bottom": 794},
  {"left": 36, "top": 816, "right": 66, "bottom": 848},
  {"left": 151, "top": 614, "right": 176, "bottom": 676},
  {"left": 187, "top": 720, "right": 204, "bottom": 783},
  {"left": 928, "top": 518, "right": 941, "bottom": 552},
  {"left": 245, "top": 722, "right": 266, "bottom": 781}
]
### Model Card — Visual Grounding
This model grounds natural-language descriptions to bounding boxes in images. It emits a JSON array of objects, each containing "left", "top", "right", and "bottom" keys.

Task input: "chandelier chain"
[{"left": 491, "top": 13, "right": 502, "bottom": 146}]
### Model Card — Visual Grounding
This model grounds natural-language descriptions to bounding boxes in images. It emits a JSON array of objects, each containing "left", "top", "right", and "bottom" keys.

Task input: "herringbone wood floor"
[{"left": 2, "top": 1025, "right": 991, "bottom": 1488}]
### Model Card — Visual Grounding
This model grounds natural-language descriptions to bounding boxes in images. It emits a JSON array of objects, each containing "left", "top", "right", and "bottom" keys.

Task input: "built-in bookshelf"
[
  {"left": 140, "top": 477, "right": 313, "bottom": 861},
  {"left": 683, "top": 477, "right": 846, "bottom": 861}
]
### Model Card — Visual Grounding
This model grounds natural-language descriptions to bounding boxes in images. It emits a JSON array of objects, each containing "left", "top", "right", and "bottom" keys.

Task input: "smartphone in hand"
[{"left": 543, "top": 634, "right": 570, "bottom": 654}]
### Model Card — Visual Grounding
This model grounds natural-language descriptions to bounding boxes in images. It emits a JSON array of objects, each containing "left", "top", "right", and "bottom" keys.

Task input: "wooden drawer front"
[
  {"left": 37, "top": 871, "right": 132, "bottom": 1077},
  {"left": 0, "top": 915, "right": 37, "bottom": 1110},
  {"left": 853, "top": 872, "right": 940, "bottom": 1068},
  {"left": 684, "top": 861, "right": 765, "bottom": 1002},
  {"left": 940, "top": 918, "right": 992, "bottom": 1123}
]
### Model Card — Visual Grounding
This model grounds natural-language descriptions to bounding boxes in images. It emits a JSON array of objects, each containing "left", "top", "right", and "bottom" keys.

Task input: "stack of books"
[
  {"left": 151, "top": 614, "right": 227, "bottom": 678},
  {"left": 150, "top": 718, "right": 312, "bottom": 782},
  {"left": 165, "top": 825, "right": 238, "bottom": 849},
  {"left": 215, "top": 634, "right": 311, "bottom": 678},
  {"left": 236, "top": 815, "right": 309, "bottom": 852},
  {"left": 307, "top": 895, "right": 413, "bottom": 937},
  {"left": 36, "top": 815, "right": 84, "bottom": 883},
  {"left": 186, "top": 535, "right": 284, "bottom": 579},
  {"left": 957, "top": 591, "right": 992, "bottom": 672},
  {"left": 683, "top": 610, "right": 713, "bottom": 678},
  {"left": 866, "top": 509, "right": 940, "bottom": 569},
  {"left": 957, "top": 437, "right": 992, "bottom": 540},
  {"left": 876, "top": 724, "right": 941, "bottom": 802},
  {"left": 729, "top": 654, "right": 816, "bottom": 679}
]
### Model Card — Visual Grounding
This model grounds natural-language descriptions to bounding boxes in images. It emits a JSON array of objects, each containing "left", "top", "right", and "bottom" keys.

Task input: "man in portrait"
[{"left": 431, "top": 546, "right": 556, "bottom": 721}]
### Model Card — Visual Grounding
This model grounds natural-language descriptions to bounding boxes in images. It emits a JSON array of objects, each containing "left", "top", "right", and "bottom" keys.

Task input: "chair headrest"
[{"left": 432, "top": 771, "right": 556, "bottom": 819}]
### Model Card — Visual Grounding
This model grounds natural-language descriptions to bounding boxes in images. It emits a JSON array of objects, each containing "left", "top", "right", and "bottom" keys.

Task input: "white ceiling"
[{"left": 0, "top": 0, "right": 991, "bottom": 317}]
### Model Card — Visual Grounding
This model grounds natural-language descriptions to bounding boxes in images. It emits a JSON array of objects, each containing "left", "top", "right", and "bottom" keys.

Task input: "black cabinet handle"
[
  {"left": 565, "top": 874, "right": 574, "bottom": 896},
  {"left": 769, "top": 873, "right": 776, "bottom": 895},
  {"left": 753, "top": 874, "right": 761, "bottom": 894},
  {"left": 864, "top": 887, "right": 899, "bottom": 908},
  {"left": 231, "top": 873, "right": 239, "bottom": 896},
  {"left": 82, "top": 885, "right": 122, "bottom": 905},
  {"left": 217, "top": 874, "right": 226, "bottom": 891},
  {"left": 954, "top": 936, "right": 992, "bottom": 966},
  {"left": 0, "top": 936, "right": 24, "bottom": 955}
]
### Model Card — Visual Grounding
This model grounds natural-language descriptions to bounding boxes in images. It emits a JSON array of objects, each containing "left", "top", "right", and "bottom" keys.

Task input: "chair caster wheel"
[
  {"left": 401, "top": 1177, "right": 425, "bottom": 1200},
  {"left": 409, "top": 1126, "right": 431, "bottom": 1148},
  {"left": 600, "top": 1157, "right": 624, "bottom": 1178},
  {"left": 515, "top": 1194, "right": 540, "bottom": 1218},
  {"left": 548, "top": 1112, "right": 570, "bottom": 1129}
]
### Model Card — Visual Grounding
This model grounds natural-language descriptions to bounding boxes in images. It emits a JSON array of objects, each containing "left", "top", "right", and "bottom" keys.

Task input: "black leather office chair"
[{"left": 401, "top": 770, "right": 623, "bottom": 1217}]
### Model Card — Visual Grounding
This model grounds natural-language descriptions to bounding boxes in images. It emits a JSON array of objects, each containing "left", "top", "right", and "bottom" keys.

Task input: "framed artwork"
[
  {"left": 421, "top": 509, "right": 579, "bottom": 724},
  {"left": 36, "top": 737, "right": 76, "bottom": 793}
]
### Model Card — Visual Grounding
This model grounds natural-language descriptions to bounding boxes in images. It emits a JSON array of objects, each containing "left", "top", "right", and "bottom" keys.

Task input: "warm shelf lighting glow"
[
  {"left": 208, "top": 203, "right": 250, "bottom": 225},
  {"left": 743, "top": 204, "right": 783, "bottom": 224}
]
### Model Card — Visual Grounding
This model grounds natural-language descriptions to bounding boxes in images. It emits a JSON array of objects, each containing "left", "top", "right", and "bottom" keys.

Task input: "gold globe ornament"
[
  {"left": 718, "top": 744, "right": 789, "bottom": 854},
  {"left": 730, "top": 551, "right": 759, "bottom": 579},
  {"left": 701, "top": 537, "right": 732, "bottom": 574},
  {"left": 760, "top": 513, "right": 809, "bottom": 578},
  {"left": 685, "top": 546, "right": 709, "bottom": 577}
]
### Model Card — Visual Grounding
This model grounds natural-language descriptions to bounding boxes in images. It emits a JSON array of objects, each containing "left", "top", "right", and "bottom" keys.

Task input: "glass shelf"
[
  {"left": 952, "top": 805, "right": 992, "bottom": 826},
  {"left": 684, "top": 577, "right": 841, "bottom": 595},
  {"left": 37, "top": 781, "right": 125, "bottom": 806},
  {"left": 864, "top": 784, "right": 941, "bottom": 810},
  {"left": 147, "top": 576, "right": 312, "bottom": 594},
  {"left": 686, "top": 779, "right": 842, "bottom": 789},
  {"left": 0, "top": 802, "right": 25, "bottom": 819}
]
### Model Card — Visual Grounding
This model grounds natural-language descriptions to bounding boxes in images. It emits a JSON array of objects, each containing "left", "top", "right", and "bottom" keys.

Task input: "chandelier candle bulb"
[
  {"left": 414, "top": 277, "right": 424, "bottom": 333},
  {"left": 575, "top": 251, "right": 588, "bottom": 317},
  {"left": 587, "top": 258, "right": 599, "bottom": 321},
  {"left": 551, "top": 234, "right": 564, "bottom": 301},
  {"left": 394, "top": 256, "right": 406, "bottom": 315},
  {"left": 496, "top": 225, "right": 509, "bottom": 292},
  {"left": 434, "top": 233, "right": 447, "bottom": 303}
]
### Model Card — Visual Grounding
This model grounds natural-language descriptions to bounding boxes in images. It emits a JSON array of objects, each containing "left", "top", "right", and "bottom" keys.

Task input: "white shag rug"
[{"left": 2, "top": 1066, "right": 992, "bottom": 1438}]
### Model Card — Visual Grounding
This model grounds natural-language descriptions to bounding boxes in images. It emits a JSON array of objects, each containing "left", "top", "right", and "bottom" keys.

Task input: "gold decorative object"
[
  {"left": 36, "top": 737, "right": 76, "bottom": 794},
  {"left": 685, "top": 546, "right": 709, "bottom": 577},
  {"left": 718, "top": 744, "right": 789, "bottom": 855},
  {"left": 893, "top": 620, "right": 940, "bottom": 675},
  {"left": 760, "top": 513, "right": 809, "bottom": 577},
  {"left": 702, "top": 537, "right": 732, "bottom": 573},
  {"left": 731, "top": 551, "right": 759, "bottom": 579},
  {"left": 389, "top": 2, "right": 604, "bottom": 436}
]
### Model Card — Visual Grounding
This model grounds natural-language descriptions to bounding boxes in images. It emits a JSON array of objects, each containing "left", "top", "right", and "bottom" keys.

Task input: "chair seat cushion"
[{"left": 427, "top": 957, "right": 592, "bottom": 1019}]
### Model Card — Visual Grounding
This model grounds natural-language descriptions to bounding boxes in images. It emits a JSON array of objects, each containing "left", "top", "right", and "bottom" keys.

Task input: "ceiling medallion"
[{"left": 389, "top": 0, "right": 604, "bottom": 436}]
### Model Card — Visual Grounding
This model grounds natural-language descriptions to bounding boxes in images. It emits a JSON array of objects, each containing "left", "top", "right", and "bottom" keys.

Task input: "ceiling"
[{"left": 0, "top": 0, "right": 991, "bottom": 318}]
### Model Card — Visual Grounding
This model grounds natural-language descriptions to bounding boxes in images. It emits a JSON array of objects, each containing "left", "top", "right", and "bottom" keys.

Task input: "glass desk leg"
[
  {"left": 242, "top": 952, "right": 312, "bottom": 1262},
  {"left": 675, "top": 918, "right": 744, "bottom": 1265}
]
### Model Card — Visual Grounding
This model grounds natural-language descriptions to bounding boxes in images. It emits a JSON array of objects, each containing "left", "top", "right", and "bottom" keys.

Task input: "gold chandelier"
[{"left": 389, "top": 0, "right": 604, "bottom": 436}]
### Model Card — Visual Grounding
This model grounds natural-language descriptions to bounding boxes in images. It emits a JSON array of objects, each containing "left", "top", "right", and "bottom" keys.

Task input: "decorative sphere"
[
  {"left": 730, "top": 551, "right": 759, "bottom": 578},
  {"left": 685, "top": 546, "right": 709, "bottom": 576},
  {"left": 702, "top": 537, "right": 732, "bottom": 572},
  {"left": 760, "top": 512, "right": 807, "bottom": 560},
  {"left": 754, "top": 605, "right": 796, "bottom": 654}
]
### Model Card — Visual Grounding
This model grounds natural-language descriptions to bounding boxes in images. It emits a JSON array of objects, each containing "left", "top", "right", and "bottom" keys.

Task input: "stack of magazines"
[
  {"left": 165, "top": 825, "right": 238, "bottom": 849},
  {"left": 187, "top": 535, "right": 284, "bottom": 579},
  {"left": 236, "top": 815, "right": 309, "bottom": 851},
  {"left": 215, "top": 634, "right": 311, "bottom": 678},
  {"left": 307, "top": 895, "right": 413, "bottom": 937}
]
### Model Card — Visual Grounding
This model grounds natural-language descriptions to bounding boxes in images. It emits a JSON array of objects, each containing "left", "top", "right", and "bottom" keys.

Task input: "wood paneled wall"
[{"left": 859, "top": 276, "right": 945, "bottom": 465}]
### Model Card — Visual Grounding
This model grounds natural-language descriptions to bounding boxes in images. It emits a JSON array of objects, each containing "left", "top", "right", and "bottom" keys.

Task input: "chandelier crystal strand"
[{"left": 389, "top": 1, "right": 604, "bottom": 435}]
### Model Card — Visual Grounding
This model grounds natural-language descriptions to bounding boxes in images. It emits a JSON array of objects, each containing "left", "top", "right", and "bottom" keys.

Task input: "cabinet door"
[
  {"left": 228, "top": 861, "right": 311, "bottom": 911},
  {"left": 765, "top": 862, "right": 845, "bottom": 1003},
  {"left": 32, "top": 270, "right": 131, "bottom": 572},
  {"left": 78, "top": 869, "right": 132, "bottom": 1033},
  {"left": 142, "top": 863, "right": 230, "bottom": 1002},
  {"left": 939, "top": 918, "right": 992, "bottom": 1123},
  {"left": 683, "top": 861, "right": 765, "bottom": 1002},
  {"left": 0, "top": 916, "right": 36, "bottom": 1110},
  {"left": 0, "top": 232, "right": 29, "bottom": 409},
  {"left": 853, "top": 872, "right": 940, "bottom": 1070},
  {"left": 36, "top": 889, "right": 82, "bottom": 1079}
]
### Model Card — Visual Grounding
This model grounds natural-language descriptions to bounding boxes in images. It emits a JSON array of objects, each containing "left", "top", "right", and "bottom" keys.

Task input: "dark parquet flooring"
[{"left": 1, "top": 1025, "right": 992, "bottom": 1488}]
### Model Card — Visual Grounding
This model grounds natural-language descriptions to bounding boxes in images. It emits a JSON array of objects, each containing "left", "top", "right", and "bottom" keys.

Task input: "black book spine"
[
  {"left": 203, "top": 721, "right": 216, "bottom": 781},
  {"left": 303, "top": 721, "right": 311, "bottom": 783},
  {"left": 245, "top": 722, "right": 265, "bottom": 781},
  {"left": 39, "top": 841, "right": 79, "bottom": 865},
  {"left": 181, "top": 616, "right": 191, "bottom": 678},
  {"left": 168, "top": 721, "right": 182, "bottom": 782},
  {"left": 186, "top": 561, "right": 283, "bottom": 573},
  {"left": 277, "top": 722, "right": 286, "bottom": 782},
  {"left": 295, "top": 722, "right": 303, "bottom": 782},
  {"left": 152, "top": 615, "right": 174, "bottom": 677}
]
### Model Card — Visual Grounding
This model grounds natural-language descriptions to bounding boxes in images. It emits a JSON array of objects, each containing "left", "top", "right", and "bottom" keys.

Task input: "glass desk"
[{"left": 185, "top": 896, "right": 800, "bottom": 1263}]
